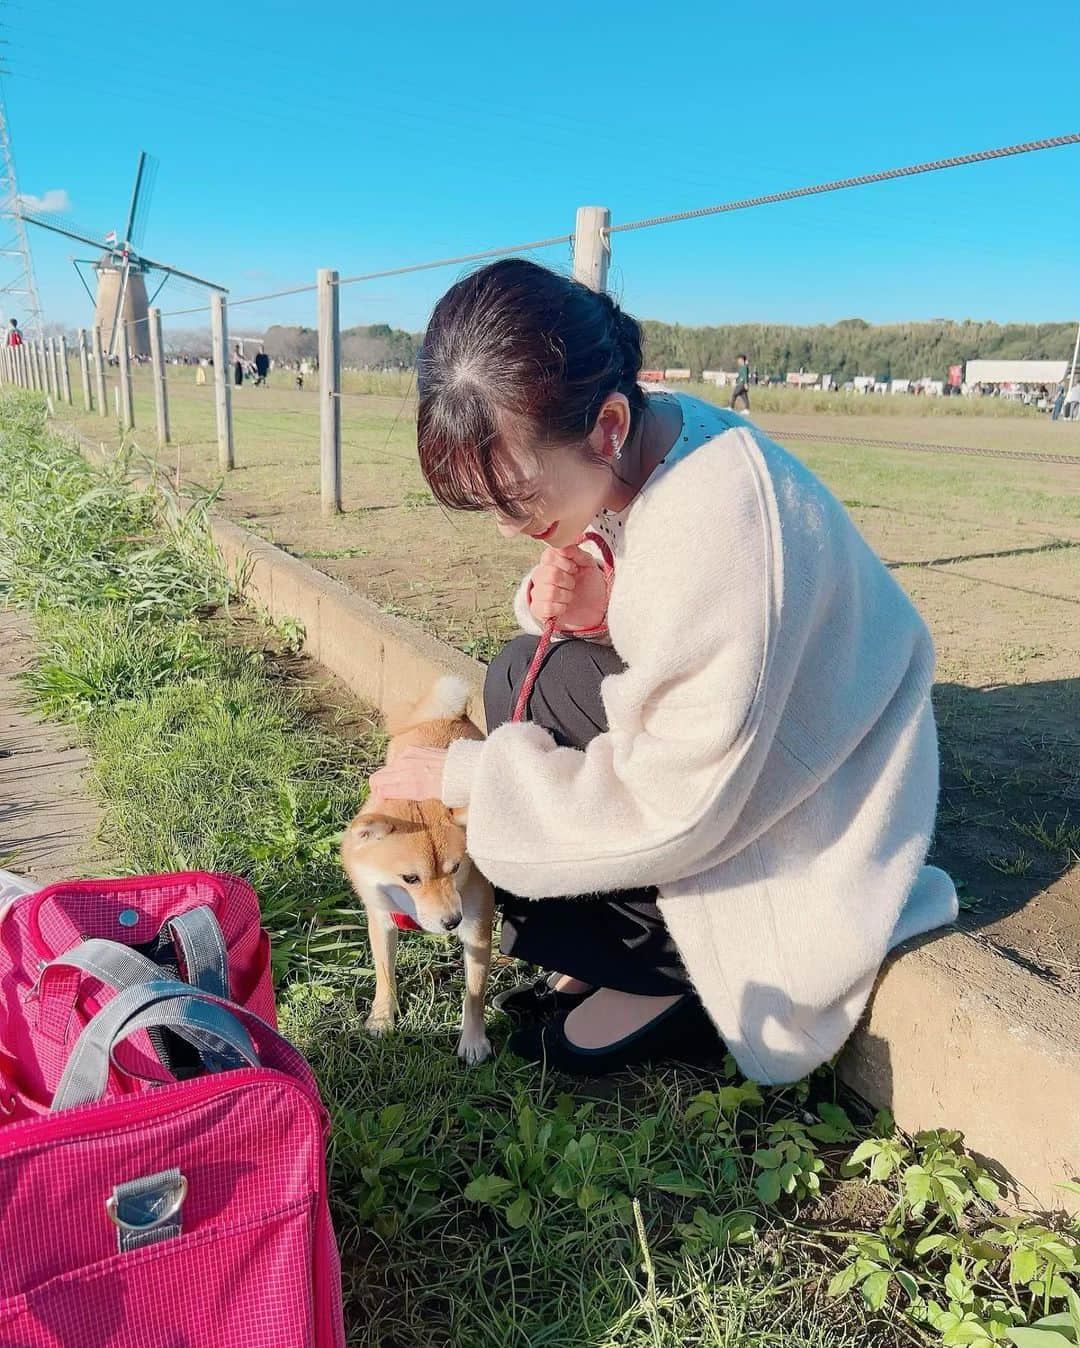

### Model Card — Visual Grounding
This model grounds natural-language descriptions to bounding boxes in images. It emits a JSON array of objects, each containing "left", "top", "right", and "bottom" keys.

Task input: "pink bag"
[
  {"left": 0, "top": 874, "right": 346, "bottom": 1346},
  {"left": 0, "top": 871, "right": 275, "bottom": 1120}
]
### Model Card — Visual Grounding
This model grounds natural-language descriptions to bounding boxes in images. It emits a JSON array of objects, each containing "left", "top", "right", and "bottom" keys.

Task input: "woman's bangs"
[{"left": 418, "top": 404, "right": 536, "bottom": 519}]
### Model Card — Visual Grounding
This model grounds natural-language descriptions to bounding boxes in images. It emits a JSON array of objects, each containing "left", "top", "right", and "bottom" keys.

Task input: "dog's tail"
[{"left": 386, "top": 675, "right": 473, "bottom": 736}]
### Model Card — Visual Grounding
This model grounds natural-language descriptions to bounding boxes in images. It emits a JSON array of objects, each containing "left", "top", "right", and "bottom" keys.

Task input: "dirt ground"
[{"left": 50, "top": 372, "right": 1080, "bottom": 990}]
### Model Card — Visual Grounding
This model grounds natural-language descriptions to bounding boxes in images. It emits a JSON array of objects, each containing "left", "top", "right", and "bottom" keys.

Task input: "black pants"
[
  {"left": 730, "top": 386, "right": 750, "bottom": 411},
  {"left": 485, "top": 636, "right": 690, "bottom": 996}
]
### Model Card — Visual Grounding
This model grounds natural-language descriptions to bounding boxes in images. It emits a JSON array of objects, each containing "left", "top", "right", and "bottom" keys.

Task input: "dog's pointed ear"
[
  {"left": 346, "top": 813, "right": 396, "bottom": 846},
  {"left": 448, "top": 804, "right": 469, "bottom": 827}
]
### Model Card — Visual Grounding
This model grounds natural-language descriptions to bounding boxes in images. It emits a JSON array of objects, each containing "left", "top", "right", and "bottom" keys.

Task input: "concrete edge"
[
  {"left": 210, "top": 518, "right": 488, "bottom": 729},
  {"left": 58, "top": 421, "right": 1079, "bottom": 1215}
]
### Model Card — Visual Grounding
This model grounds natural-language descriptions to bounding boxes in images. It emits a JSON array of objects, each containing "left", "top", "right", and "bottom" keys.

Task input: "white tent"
[{"left": 964, "top": 359, "right": 1067, "bottom": 385}]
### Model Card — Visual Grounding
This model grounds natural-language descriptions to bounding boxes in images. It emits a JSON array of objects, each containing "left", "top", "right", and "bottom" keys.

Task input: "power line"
[{"left": 607, "top": 133, "right": 1080, "bottom": 235}]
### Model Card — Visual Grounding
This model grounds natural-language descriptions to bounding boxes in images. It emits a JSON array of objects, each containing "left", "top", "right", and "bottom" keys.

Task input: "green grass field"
[{"left": 5, "top": 393, "right": 1079, "bottom": 1347}]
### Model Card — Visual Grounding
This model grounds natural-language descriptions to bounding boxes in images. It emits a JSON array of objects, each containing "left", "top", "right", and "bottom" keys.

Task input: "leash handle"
[{"left": 510, "top": 531, "right": 615, "bottom": 725}]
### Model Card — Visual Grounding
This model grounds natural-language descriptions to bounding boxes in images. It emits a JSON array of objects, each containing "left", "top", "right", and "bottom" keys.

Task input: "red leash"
[
  {"left": 510, "top": 531, "right": 615, "bottom": 723},
  {"left": 389, "top": 532, "right": 614, "bottom": 932}
]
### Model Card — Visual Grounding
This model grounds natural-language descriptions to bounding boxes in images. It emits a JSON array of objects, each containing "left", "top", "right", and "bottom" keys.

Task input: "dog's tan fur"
[{"left": 340, "top": 678, "right": 493, "bottom": 1064}]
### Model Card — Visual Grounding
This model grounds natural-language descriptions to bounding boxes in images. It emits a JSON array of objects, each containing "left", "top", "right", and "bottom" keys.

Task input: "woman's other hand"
[
  {"left": 367, "top": 747, "right": 449, "bottom": 802},
  {"left": 529, "top": 545, "right": 609, "bottom": 631}
]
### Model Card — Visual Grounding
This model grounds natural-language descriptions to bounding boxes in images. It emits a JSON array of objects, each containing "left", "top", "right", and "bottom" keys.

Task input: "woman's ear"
[{"left": 592, "top": 392, "right": 631, "bottom": 459}]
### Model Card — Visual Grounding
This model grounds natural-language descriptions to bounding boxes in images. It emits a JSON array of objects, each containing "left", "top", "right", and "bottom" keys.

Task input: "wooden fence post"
[
  {"left": 58, "top": 335, "right": 72, "bottom": 403},
  {"left": 116, "top": 323, "right": 134, "bottom": 430},
  {"left": 77, "top": 329, "right": 92, "bottom": 410},
  {"left": 210, "top": 294, "right": 234, "bottom": 470},
  {"left": 46, "top": 338, "right": 60, "bottom": 398},
  {"left": 317, "top": 267, "right": 341, "bottom": 516},
  {"left": 572, "top": 205, "right": 611, "bottom": 293},
  {"left": 91, "top": 326, "right": 108, "bottom": 418},
  {"left": 148, "top": 306, "right": 170, "bottom": 446},
  {"left": 31, "top": 340, "right": 44, "bottom": 393}
]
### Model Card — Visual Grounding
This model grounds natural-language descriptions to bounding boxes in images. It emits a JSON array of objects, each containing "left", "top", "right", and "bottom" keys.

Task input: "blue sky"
[{"left": 7, "top": 0, "right": 1079, "bottom": 338}]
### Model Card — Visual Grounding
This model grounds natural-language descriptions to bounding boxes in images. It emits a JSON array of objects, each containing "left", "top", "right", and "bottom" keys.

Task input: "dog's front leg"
[
  {"left": 366, "top": 907, "right": 400, "bottom": 1037},
  {"left": 456, "top": 876, "right": 493, "bottom": 1064}
]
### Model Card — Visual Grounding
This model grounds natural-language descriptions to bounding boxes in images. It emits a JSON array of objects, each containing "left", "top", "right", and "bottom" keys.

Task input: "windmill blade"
[
  {"left": 16, "top": 210, "right": 120, "bottom": 257},
  {"left": 122, "top": 151, "right": 147, "bottom": 245},
  {"left": 136, "top": 249, "right": 226, "bottom": 292},
  {"left": 129, "top": 153, "right": 158, "bottom": 250}
]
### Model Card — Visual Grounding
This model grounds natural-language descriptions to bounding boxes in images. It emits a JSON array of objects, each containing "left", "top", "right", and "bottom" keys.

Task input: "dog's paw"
[
  {"left": 365, "top": 1009, "right": 396, "bottom": 1038},
  {"left": 456, "top": 1029, "right": 492, "bottom": 1066}
]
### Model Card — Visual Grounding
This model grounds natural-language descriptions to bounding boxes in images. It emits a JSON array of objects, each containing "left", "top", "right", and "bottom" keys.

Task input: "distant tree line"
[
  {"left": 159, "top": 315, "right": 1073, "bottom": 383},
  {"left": 260, "top": 322, "right": 420, "bottom": 367},
  {"left": 637, "top": 318, "right": 1077, "bottom": 382}
]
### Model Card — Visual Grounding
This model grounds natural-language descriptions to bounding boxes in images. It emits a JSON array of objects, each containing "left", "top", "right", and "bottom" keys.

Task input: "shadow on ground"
[{"left": 930, "top": 676, "right": 1079, "bottom": 986}]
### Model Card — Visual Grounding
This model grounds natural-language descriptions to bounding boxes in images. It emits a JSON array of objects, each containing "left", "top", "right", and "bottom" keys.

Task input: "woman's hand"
[
  {"left": 529, "top": 545, "right": 609, "bottom": 631},
  {"left": 367, "top": 747, "right": 449, "bottom": 802}
]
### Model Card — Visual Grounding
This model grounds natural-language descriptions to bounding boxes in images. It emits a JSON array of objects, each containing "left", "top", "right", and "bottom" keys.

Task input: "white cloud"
[{"left": 18, "top": 188, "right": 71, "bottom": 214}]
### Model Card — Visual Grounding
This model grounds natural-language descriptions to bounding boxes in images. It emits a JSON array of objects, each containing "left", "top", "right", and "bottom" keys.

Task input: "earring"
[{"left": 611, "top": 432, "right": 623, "bottom": 461}]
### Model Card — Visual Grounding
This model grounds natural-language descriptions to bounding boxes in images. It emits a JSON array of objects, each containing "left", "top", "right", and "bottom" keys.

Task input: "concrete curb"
[
  {"left": 210, "top": 519, "right": 487, "bottom": 727},
  {"left": 213, "top": 517, "right": 1078, "bottom": 1214}
]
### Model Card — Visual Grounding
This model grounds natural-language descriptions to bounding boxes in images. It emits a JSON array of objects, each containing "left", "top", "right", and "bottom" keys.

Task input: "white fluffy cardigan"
[{"left": 442, "top": 403, "right": 957, "bottom": 1083}]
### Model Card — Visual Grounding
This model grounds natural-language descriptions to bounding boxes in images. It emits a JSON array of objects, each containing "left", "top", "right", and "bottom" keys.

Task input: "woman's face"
[{"left": 492, "top": 395, "right": 628, "bottom": 548}]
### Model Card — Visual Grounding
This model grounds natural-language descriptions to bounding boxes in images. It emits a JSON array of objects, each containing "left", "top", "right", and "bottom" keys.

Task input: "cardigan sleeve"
[
  {"left": 512, "top": 570, "right": 544, "bottom": 636},
  {"left": 443, "top": 429, "right": 779, "bottom": 898}
]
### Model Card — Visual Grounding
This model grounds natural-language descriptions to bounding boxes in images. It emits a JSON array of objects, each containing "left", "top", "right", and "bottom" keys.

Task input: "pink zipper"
[
  {"left": 22, "top": 871, "right": 248, "bottom": 961},
  {"left": 0, "top": 1065, "right": 323, "bottom": 1150}
]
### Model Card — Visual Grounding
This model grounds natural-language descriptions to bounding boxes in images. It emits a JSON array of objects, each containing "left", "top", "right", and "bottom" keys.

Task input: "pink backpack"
[{"left": 0, "top": 872, "right": 346, "bottom": 1347}]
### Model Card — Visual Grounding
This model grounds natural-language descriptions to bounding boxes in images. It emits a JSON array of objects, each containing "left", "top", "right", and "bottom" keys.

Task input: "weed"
[
  {"left": 1011, "top": 815, "right": 1079, "bottom": 867},
  {"left": 987, "top": 850, "right": 1034, "bottom": 876}
]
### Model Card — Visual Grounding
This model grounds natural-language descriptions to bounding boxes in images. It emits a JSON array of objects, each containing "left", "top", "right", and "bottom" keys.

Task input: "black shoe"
[
  {"left": 492, "top": 975, "right": 594, "bottom": 1025},
  {"left": 506, "top": 994, "right": 722, "bottom": 1076}
]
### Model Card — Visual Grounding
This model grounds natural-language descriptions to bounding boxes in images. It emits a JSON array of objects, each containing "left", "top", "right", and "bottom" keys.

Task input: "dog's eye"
[
  {"left": 401, "top": 873, "right": 420, "bottom": 885},
  {"left": 449, "top": 861, "right": 460, "bottom": 874}
]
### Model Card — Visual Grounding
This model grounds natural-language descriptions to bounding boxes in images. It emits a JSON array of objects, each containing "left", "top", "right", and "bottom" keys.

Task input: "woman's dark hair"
[
  {"left": 417, "top": 258, "right": 646, "bottom": 518},
  {"left": 738, "top": 353, "right": 748, "bottom": 362}
]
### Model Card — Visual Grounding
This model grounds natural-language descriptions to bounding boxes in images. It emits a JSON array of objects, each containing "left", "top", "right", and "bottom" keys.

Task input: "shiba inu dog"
[{"left": 340, "top": 677, "right": 493, "bottom": 1064}]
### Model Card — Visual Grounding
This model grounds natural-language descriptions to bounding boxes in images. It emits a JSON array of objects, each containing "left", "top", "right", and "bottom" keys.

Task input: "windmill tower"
[
  {"left": 18, "top": 150, "right": 226, "bottom": 356},
  {"left": 0, "top": 88, "right": 43, "bottom": 338}
]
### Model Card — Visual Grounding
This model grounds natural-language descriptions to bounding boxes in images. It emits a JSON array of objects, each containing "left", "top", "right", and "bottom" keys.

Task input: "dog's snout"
[{"left": 442, "top": 913, "right": 463, "bottom": 931}]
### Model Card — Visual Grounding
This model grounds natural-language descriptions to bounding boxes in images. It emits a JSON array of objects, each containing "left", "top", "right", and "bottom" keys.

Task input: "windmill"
[{"left": 17, "top": 151, "right": 226, "bottom": 357}]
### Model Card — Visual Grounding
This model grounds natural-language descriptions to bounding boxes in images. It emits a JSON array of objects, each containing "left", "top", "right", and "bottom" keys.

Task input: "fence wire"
[{"left": 142, "top": 130, "right": 1080, "bottom": 319}]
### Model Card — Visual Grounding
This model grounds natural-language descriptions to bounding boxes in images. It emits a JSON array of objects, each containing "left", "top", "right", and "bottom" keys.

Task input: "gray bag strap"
[
  {"left": 45, "top": 938, "right": 163, "bottom": 993},
  {"left": 164, "top": 906, "right": 230, "bottom": 998},
  {"left": 43, "top": 906, "right": 229, "bottom": 999},
  {"left": 52, "top": 979, "right": 258, "bottom": 1112}
]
